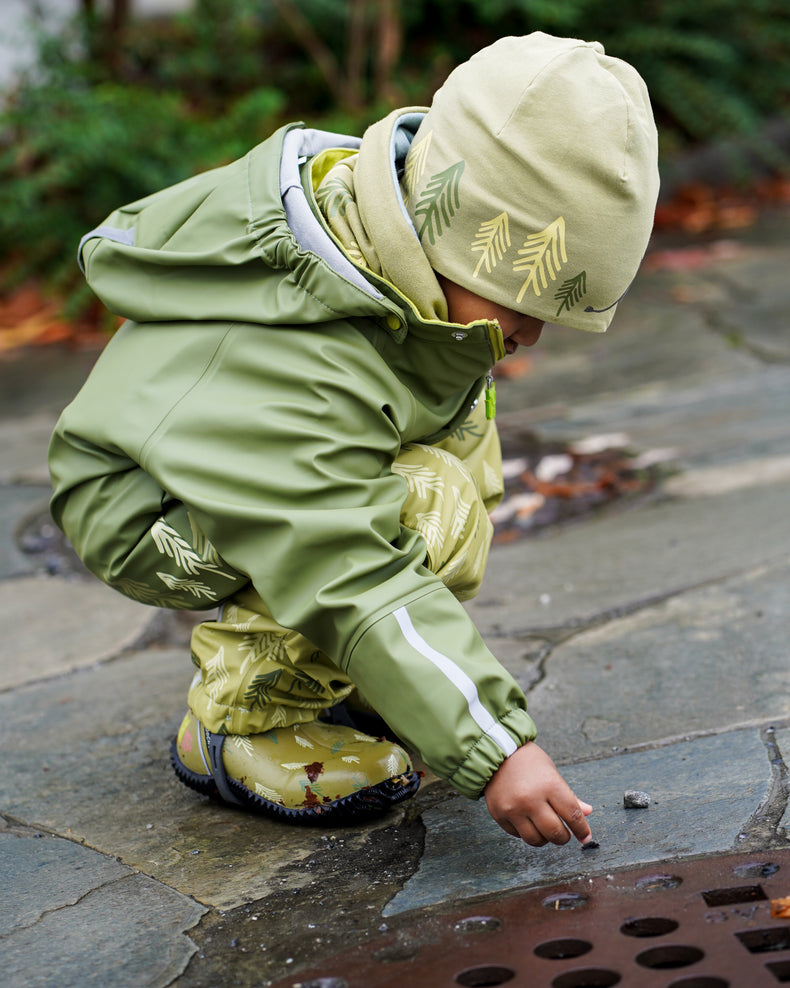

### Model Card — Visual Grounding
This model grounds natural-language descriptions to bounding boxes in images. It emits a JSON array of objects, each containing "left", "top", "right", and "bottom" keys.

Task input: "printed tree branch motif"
[
  {"left": 151, "top": 519, "right": 234, "bottom": 579},
  {"left": 254, "top": 780, "right": 282, "bottom": 801},
  {"left": 288, "top": 669, "right": 327, "bottom": 697},
  {"left": 238, "top": 632, "right": 289, "bottom": 670},
  {"left": 391, "top": 461, "right": 444, "bottom": 498},
  {"left": 449, "top": 417, "right": 484, "bottom": 443},
  {"left": 156, "top": 571, "right": 217, "bottom": 599},
  {"left": 232, "top": 735, "right": 254, "bottom": 757},
  {"left": 437, "top": 549, "right": 467, "bottom": 586},
  {"left": 315, "top": 176, "right": 354, "bottom": 219},
  {"left": 483, "top": 459, "right": 501, "bottom": 495},
  {"left": 514, "top": 216, "right": 567, "bottom": 303},
  {"left": 205, "top": 646, "right": 229, "bottom": 700},
  {"left": 421, "top": 444, "right": 464, "bottom": 469},
  {"left": 555, "top": 271, "right": 588, "bottom": 316},
  {"left": 113, "top": 577, "right": 183, "bottom": 608},
  {"left": 450, "top": 486, "right": 472, "bottom": 541},
  {"left": 414, "top": 160, "right": 465, "bottom": 245},
  {"left": 404, "top": 130, "right": 432, "bottom": 198},
  {"left": 414, "top": 510, "right": 445, "bottom": 557},
  {"left": 244, "top": 670, "right": 283, "bottom": 709},
  {"left": 472, "top": 212, "right": 511, "bottom": 277}
]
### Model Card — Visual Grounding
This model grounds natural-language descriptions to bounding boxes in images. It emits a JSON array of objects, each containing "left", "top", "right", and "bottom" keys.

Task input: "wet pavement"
[{"left": 1, "top": 207, "right": 789, "bottom": 987}]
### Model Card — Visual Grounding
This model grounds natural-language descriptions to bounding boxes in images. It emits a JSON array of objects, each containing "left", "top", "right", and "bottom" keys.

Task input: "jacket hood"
[{"left": 78, "top": 125, "right": 401, "bottom": 327}]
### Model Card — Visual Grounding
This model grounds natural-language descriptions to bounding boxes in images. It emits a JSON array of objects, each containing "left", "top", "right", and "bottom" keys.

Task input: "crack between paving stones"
[
  {"left": 509, "top": 559, "right": 783, "bottom": 696},
  {"left": 735, "top": 725, "right": 790, "bottom": 851},
  {"left": 0, "top": 872, "right": 138, "bottom": 939}
]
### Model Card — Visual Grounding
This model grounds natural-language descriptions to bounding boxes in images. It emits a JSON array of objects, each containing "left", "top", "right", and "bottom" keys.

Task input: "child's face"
[{"left": 439, "top": 277, "right": 544, "bottom": 356}]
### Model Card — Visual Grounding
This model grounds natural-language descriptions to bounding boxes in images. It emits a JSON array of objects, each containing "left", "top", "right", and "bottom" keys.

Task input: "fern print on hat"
[{"left": 403, "top": 33, "right": 660, "bottom": 333}]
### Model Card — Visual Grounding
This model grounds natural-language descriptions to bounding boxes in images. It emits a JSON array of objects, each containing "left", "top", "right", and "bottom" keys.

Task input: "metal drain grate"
[{"left": 275, "top": 851, "right": 790, "bottom": 988}]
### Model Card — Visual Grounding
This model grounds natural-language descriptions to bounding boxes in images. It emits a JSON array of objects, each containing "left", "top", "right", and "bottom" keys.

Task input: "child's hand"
[{"left": 484, "top": 741, "right": 593, "bottom": 847}]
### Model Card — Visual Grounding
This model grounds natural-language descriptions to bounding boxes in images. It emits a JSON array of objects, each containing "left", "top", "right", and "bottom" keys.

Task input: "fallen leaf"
[
  {"left": 771, "top": 897, "right": 790, "bottom": 919},
  {"left": 493, "top": 354, "right": 533, "bottom": 379}
]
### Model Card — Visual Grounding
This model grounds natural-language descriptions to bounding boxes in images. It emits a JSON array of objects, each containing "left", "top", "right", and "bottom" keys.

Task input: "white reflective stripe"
[{"left": 392, "top": 606, "right": 517, "bottom": 758}]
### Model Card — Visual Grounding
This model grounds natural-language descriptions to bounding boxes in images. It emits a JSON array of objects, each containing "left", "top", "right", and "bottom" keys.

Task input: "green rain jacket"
[{"left": 49, "top": 120, "right": 538, "bottom": 798}]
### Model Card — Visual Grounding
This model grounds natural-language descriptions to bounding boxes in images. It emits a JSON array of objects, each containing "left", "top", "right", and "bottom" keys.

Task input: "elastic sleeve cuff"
[{"left": 447, "top": 708, "right": 537, "bottom": 799}]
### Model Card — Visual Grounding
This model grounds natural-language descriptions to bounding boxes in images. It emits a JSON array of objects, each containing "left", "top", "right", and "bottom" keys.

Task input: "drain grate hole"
[
  {"left": 701, "top": 884, "right": 767, "bottom": 906},
  {"left": 635, "top": 874, "right": 683, "bottom": 891},
  {"left": 542, "top": 893, "right": 589, "bottom": 911},
  {"left": 636, "top": 945, "right": 704, "bottom": 969},
  {"left": 666, "top": 979, "right": 729, "bottom": 987},
  {"left": 766, "top": 959, "right": 790, "bottom": 982},
  {"left": 551, "top": 969, "right": 621, "bottom": 988},
  {"left": 620, "top": 916, "right": 679, "bottom": 938},
  {"left": 455, "top": 965, "right": 515, "bottom": 986},
  {"left": 534, "top": 937, "right": 593, "bottom": 959},
  {"left": 736, "top": 927, "right": 790, "bottom": 953}
]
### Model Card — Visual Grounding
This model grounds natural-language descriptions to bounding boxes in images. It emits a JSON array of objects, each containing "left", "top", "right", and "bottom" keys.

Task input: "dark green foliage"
[{"left": 0, "top": 4, "right": 284, "bottom": 298}]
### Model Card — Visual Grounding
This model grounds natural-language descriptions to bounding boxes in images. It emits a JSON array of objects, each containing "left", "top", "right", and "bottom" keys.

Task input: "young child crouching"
[{"left": 49, "top": 33, "right": 658, "bottom": 846}]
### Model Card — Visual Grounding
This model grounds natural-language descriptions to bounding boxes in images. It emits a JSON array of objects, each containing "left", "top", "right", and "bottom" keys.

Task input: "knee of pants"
[
  {"left": 58, "top": 468, "right": 248, "bottom": 610},
  {"left": 393, "top": 442, "right": 493, "bottom": 601}
]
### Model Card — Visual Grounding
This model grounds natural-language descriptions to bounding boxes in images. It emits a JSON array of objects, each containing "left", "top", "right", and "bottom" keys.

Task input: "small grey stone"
[{"left": 624, "top": 789, "right": 651, "bottom": 809}]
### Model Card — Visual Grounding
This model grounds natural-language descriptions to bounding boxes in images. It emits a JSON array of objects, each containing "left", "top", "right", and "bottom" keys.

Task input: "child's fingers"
[
  {"left": 513, "top": 818, "right": 549, "bottom": 847},
  {"left": 555, "top": 795, "right": 593, "bottom": 845}
]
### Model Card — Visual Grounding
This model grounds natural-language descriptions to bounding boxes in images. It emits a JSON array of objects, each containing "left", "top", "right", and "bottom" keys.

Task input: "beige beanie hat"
[{"left": 403, "top": 33, "right": 660, "bottom": 332}]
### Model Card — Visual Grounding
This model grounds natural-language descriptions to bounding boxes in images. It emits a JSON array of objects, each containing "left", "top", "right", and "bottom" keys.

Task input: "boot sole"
[{"left": 170, "top": 737, "right": 420, "bottom": 825}]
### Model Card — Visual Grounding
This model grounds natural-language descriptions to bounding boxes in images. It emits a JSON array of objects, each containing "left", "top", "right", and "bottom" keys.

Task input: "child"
[{"left": 48, "top": 33, "right": 659, "bottom": 846}]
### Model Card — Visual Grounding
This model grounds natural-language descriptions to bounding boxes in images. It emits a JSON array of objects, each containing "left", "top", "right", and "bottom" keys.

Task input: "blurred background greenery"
[{"left": 1, "top": 0, "right": 789, "bottom": 318}]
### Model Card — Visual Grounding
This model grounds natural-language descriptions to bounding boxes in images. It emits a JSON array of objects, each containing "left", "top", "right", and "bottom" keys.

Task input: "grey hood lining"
[{"left": 280, "top": 128, "right": 383, "bottom": 300}]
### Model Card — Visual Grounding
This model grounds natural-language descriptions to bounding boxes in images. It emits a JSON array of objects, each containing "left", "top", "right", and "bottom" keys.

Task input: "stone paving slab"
[
  {"left": 0, "top": 575, "right": 160, "bottom": 690},
  {"left": 0, "top": 412, "right": 57, "bottom": 484},
  {"left": 0, "top": 824, "right": 132, "bottom": 933},
  {"left": 385, "top": 728, "right": 772, "bottom": 916},
  {"left": 522, "top": 556, "right": 790, "bottom": 762},
  {"left": 2, "top": 867, "right": 204, "bottom": 988},
  {"left": 0, "top": 485, "right": 47, "bottom": 578},
  {"left": 775, "top": 728, "right": 790, "bottom": 838}
]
